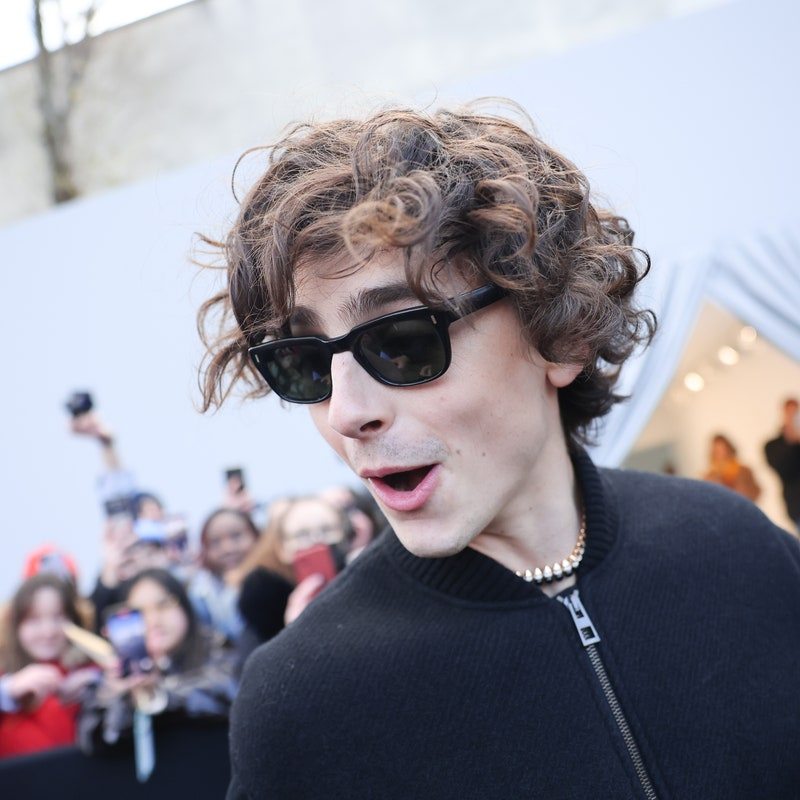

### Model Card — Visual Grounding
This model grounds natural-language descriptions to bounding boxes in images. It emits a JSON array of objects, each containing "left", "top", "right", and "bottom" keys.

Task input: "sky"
[{"left": 0, "top": 0, "right": 192, "bottom": 70}]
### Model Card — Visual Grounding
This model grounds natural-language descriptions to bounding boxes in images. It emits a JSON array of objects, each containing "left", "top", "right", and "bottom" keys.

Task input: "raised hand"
[{"left": 4, "top": 663, "right": 64, "bottom": 708}]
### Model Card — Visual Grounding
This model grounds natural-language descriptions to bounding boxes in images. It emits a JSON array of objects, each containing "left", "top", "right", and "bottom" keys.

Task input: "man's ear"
[{"left": 545, "top": 361, "right": 583, "bottom": 389}]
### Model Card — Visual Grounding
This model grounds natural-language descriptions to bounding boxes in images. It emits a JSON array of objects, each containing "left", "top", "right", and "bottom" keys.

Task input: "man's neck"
[{"left": 467, "top": 438, "right": 582, "bottom": 597}]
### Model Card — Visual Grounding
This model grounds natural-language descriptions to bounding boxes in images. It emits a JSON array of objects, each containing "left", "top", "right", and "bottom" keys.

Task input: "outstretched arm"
[{"left": 71, "top": 411, "right": 121, "bottom": 472}]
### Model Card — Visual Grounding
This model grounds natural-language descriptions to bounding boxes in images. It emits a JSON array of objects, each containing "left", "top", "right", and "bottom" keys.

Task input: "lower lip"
[{"left": 369, "top": 464, "right": 441, "bottom": 513}]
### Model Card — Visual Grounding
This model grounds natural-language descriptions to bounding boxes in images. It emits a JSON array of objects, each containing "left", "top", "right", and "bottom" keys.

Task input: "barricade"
[{"left": 0, "top": 720, "right": 230, "bottom": 799}]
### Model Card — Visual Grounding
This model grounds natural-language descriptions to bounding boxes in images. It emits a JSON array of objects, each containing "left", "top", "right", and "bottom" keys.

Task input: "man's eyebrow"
[
  {"left": 287, "top": 305, "right": 322, "bottom": 331},
  {"left": 340, "top": 282, "right": 422, "bottom": 324},
  {"left": 289, "top": 282, "right": 422, "bottom": 332}
]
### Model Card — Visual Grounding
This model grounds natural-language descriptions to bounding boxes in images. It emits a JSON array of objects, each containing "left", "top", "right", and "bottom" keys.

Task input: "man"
[
  {"left": 765, "top": 397, "right": 800, "bottom": 530},
  {"left": 198, "top": 104, "right": 800, "bottom": 799}
]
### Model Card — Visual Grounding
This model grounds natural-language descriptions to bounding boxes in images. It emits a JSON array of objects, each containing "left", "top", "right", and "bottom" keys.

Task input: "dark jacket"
[{"left": 227, "top": 455, "right": 800, "bottom": 799}]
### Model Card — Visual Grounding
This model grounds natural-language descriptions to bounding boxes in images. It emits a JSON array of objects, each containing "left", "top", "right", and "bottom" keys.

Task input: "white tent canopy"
[{"left": 595, "top": 222, "right": 800, "bottom": 465}]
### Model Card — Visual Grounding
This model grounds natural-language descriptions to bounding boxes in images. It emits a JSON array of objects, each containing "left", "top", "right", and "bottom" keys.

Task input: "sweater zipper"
[{"left": 558, "top": 590, "right": 659, "bottom": 800}]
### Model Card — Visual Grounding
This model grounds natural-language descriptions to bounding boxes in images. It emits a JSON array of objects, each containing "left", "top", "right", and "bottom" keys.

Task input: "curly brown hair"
[{"left": 197, "top": 100, "right": 656, "bottom": 445}]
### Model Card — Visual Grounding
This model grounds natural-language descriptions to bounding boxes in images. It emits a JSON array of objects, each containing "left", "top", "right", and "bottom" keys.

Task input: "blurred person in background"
[
  {"left": 69, "top": 401, "right": 172, "bottom": 540},
  {"left": 89, "top": 517, "right": 170, "bottom": 633},
  {"left": 162, "top": 514, "right": 196, "bottom": 580},
  {"left": 277, "top": 495, "right": 354, "bottom": 625},
  {"left": 702, "top": 433, "right": 761, "bottom": 501},
  {"left": 278, "top": 495, "right": 355, "bottom": 572},
  {"left": 22, "top": 545, "right": 81, "bottom": 587},
  {"left": 69, "top": 402, "right": 179, "bottom": 626},
  {"left": 79, "top": 568, "right": 237, "bottom": 754},
  {"left": 225, "top": 499, "right": 294, "bottom": 671},
  {"left": 20, "top": 544, "right": 96, "bottom": 640},
  {"left": 0, "top": 574, "right": 99, "bottom": 759},
  {"left": 319, "top": 484, "right": 387, "bottom": 562},
  {"left": 764, "top": 397, "right": 800, "bottom": 530},
  {"left": 187, "top": 509, "right": 260, "bottom": 644},
  {"left": 230, "top": 496, "right": 354, "bottom": 669},
  {"left": 69, "top": 405, "right": 164, "bottom": 521}
]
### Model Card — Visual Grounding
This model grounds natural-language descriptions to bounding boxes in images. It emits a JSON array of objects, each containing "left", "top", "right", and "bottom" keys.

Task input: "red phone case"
[{"left": 292, "top": 544, "right": 337, "bottom": 585}]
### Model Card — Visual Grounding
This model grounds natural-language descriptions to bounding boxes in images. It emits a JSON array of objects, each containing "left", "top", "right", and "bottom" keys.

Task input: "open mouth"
[{"left": 381, "top": 465, "right": 434, "bottom": 492}]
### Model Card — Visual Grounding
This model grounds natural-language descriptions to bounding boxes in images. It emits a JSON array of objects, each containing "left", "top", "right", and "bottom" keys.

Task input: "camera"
[{"left": 65, "top": 391, "right": 93, "bottom": 418}]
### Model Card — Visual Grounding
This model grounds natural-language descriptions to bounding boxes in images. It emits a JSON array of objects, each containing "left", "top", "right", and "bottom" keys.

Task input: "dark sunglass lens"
[
  {"left": 263, "top": 342, "right": 331, "bottom": 401},
  {"left": 359, "top": 318, "right": 446, "bottom": 385}
]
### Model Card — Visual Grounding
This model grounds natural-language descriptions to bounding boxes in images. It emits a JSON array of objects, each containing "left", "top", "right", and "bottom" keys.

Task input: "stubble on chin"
[{"left": 393, "top": 520, "right": 477, "bottom": 559}]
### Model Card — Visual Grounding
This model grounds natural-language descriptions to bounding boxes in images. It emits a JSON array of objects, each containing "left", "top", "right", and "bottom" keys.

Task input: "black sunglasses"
[{"left": 249, "top": 284, "right": 505, "bottom": 404}]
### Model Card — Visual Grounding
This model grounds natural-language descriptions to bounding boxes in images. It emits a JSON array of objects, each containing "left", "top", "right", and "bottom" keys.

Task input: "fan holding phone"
[
  {"left": 231, "top": 496, "right": 354, "bottom": 665},
  {"left": 78, "top": 569, "right": 237, "bottom": 755}
]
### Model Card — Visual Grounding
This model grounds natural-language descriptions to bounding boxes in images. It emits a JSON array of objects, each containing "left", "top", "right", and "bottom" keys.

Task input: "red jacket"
[{"left": 0, "top": 666, "right": 79, "bottom": 759}]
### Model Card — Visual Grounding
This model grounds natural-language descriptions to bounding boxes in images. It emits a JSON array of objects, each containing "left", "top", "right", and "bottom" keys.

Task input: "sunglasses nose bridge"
[
  {"left": 326, "top": 327, "right": 361, "bottom": 357},
  {"left": 325, "top": 329, "right": 372, "bottom": 390}
]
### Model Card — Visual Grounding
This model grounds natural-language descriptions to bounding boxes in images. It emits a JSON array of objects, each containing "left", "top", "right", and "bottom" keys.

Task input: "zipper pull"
[{"left": 558, "top": 589, "right": 601, "bottom": 647}]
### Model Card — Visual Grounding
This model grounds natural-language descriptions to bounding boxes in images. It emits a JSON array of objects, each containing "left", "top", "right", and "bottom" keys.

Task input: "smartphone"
[
  {"left": 104, "top": 495, "right": 137, "bottom": 520},
  {"left": 292, "top": 543, "right": 338, "bottom": 586},
  {"left": 65, "top": 391, "right": 93, "bottom": 417},
  {"left": 133, "top": 518, "right": 167, "bottom": 544},
  {"left": 224, "top": 467, "right": 246, "bottom": 493},
  {"left": 99, "top": 470, "right": 138, "bottom": 520},
  {"left": 104, "top": 606, "right": 151, "bottom": 676}
]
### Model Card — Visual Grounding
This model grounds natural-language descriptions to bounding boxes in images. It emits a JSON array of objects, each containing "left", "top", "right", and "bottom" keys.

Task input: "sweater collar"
[{"left": 379, "top": 448, "right": 617, "bottom": 603}]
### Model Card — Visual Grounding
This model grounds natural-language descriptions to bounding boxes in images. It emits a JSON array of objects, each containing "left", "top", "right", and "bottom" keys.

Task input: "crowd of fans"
[{"left": 0, "top": 406, "right": 386, "bottom": 764}]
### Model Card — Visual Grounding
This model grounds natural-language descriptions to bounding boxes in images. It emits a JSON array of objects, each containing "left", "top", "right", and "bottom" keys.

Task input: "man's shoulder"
[
  {"left": 602, "top": 464, "right": 753, "bottom": 515},
  {"left": 601, "top": 464, "right": 731, "bottom": 503},
  {"left": 229, "top": 539, "right": 410, "bottom": 787},
  {"left": 599, "top": 466, "right": 799, "bottom": 565},
  {"left": 239, "top": 536, "right": 397, "bottom": 671}
]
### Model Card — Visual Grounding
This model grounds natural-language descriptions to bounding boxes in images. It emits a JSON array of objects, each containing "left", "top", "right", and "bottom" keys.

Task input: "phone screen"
[
  {"left": 104, "top": 607, "right": 151, "bottom": 676},
  {"left": 133, "top": 518, "right": 167, "bottom": 543},
  {"left": 103, "top": 495, "right": 137, "bottom": 520}
]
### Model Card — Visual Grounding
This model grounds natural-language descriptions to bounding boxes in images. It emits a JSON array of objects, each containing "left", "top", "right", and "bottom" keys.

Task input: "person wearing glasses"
[{"left": 197, "top": 103, "right": 800, "bottom": 799}]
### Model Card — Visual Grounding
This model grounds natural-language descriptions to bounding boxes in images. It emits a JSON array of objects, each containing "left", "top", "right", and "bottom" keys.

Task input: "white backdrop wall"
[
  {"left": 1, "top": 162, "right": 355, "bottom": 596},
  {"left": 2, "top": 0, "right": 798, "bottom": 597},
  {"left": 442, "top": 0, "right": 799, "bottom": 262}
]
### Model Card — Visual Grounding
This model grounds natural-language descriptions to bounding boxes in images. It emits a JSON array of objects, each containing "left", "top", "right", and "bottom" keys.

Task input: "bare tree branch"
[{"left": 32, "top": 0, "right": 97, "bottom": 203}]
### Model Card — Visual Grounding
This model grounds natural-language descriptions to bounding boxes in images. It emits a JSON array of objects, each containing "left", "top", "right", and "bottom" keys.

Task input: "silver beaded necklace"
[{"left": 515, "top": 512, "right": 587, "bottom": 584}]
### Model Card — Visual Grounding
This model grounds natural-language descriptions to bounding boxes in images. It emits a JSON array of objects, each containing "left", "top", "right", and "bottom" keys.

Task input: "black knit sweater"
[{"left": 227, "top": 455, "right": 800, "bottom": 799}]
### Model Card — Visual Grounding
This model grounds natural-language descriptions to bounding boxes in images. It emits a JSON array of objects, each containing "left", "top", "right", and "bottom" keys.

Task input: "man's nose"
[{"left": 325, "top": 352, "right": 393, "bottom": 439}]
